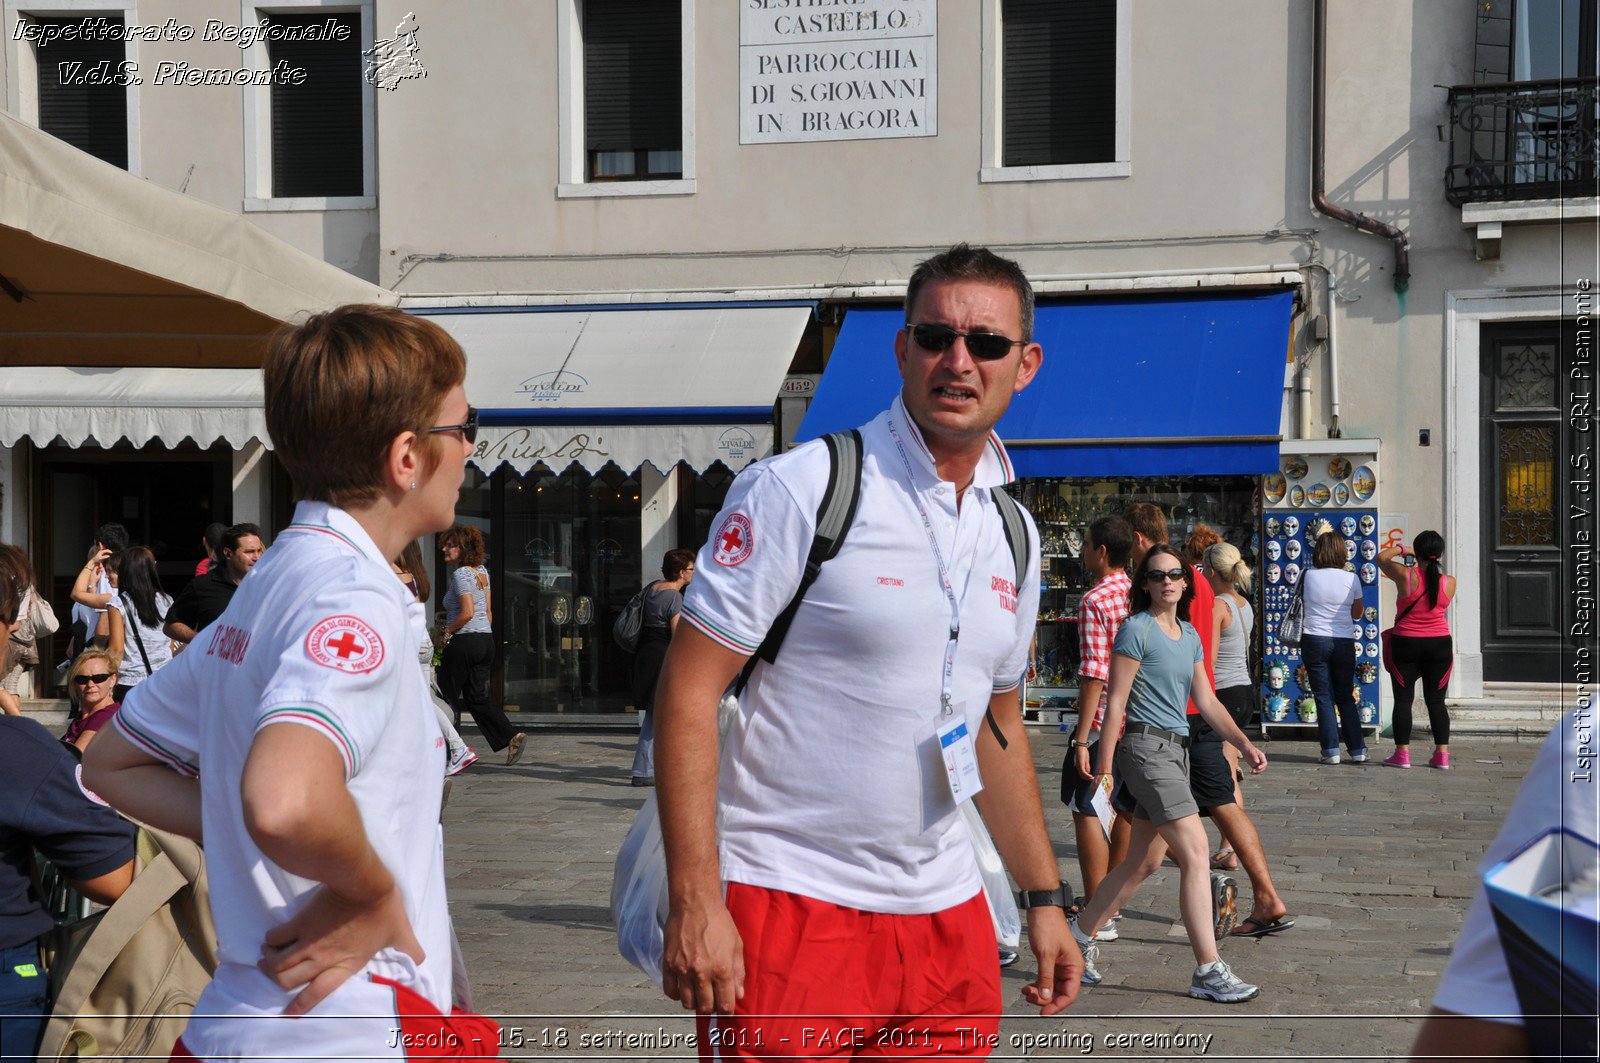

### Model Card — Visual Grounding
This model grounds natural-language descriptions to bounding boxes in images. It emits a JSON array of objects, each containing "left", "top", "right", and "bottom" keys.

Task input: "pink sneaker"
[
  {"left": 1429, "top": 750, "right": 1451, "bottom": 770},
  {"left": 1383, "top": 749, "right": 1411, "bottom": 769}
]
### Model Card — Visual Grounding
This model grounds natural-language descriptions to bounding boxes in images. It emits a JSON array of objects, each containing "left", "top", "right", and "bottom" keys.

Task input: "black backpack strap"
[
  {"left": 734, "top": 430, "right": 863, "bottom": 696},
  {"left": 984, "top": 486, "right": 1032, "bottom": 750}
]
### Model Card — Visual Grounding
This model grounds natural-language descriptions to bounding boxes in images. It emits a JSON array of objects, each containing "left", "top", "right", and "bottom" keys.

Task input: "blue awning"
[{"left": 797, "top": 290, "right": 1294, "bottom": 478}]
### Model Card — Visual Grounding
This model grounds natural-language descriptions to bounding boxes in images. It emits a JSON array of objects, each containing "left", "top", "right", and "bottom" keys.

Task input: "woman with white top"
[
  {"left": 439, "top": 524, "right": 524, "bottom": 765},
  {"left": 1299, "top": 531, "right": 1366, "bottom": 765},
  {"left": 102, "top": 546, "right": 173, "bottom": 702}
]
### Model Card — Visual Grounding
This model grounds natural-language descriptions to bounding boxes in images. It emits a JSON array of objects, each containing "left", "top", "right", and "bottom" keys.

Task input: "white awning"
[
  {"left": 0, "top": 110, "right": 394, "bottom": 369},
  {"left": 413, "top": 305, "right": 811, "bottom": 475},
  {"left": 0, "top": 366, "right": 266, "bottom": 449}
]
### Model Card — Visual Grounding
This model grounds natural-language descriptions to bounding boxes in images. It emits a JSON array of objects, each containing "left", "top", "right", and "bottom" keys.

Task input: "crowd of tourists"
[{"left": 1, "top": 244, "right": 1553, "bottom": 1063}]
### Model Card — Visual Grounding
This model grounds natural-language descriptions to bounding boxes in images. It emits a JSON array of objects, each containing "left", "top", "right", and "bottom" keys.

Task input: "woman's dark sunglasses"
[
  {"left": 907, "top": 323, "right": 1025, "bottom": 361},
  {"left": 1144, "top": 568, "right": 1187, "bottom": 584},
  {"left": 73, "top": 672, "right": 113, "bottom": 685},
  {"left": 428, "top": 406, "right": 479, "bottom": 445}
]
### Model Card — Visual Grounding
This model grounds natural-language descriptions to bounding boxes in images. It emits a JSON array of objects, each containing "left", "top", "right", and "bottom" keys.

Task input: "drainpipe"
[
  {"left": 1312, "top": 0, "right": 1410, "bottom": 293},
  {"left": 1325, "top": 268, "right": 1343, "bottom": 438}
]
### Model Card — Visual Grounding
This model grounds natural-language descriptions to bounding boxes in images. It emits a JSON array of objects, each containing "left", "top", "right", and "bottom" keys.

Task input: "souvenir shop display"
[
  {"left": 1259, "top": 444, "right": 1384, "bottom": 737},
  {"left": 1010, "top": 475, "right": 1258, "bottom": 724}
]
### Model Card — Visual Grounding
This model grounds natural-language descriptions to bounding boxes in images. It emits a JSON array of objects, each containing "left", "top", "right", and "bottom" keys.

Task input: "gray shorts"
[{"left": 1114, "top": 730, "right": 1200, "bottom": 826}]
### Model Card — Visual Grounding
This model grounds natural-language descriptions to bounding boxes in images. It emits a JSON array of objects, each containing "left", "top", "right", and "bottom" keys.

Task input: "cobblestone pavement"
[{"left": 442, "top": 727, "right": 1540, "bottom": 1061}]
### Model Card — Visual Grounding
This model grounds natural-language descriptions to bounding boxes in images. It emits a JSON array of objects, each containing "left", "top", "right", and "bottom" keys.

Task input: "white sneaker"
[
  {"left": 1094, "top": 922, "right": 1118, "bottom": 942},
  {"left": 1189, "top": 959, "right": 1260, "bottom": 1003},
  {"left": 1319, "top": 752, "right": 1341, "bottom": 765},
  {"left": 446, "top": 746, "right": 478, "bottom": 776},
  {"left": 1068, "top": 917, "right": 1103, "bottom": 985}
]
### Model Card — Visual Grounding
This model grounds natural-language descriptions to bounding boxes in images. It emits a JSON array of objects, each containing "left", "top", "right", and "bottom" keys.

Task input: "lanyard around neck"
[{"left": 886, "top": 414, "right": 984, "bottom": 718}]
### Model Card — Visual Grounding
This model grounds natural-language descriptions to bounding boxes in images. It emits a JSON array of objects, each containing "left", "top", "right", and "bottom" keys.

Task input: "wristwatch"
[
  {"left": 1070, "top": 740, "right": 1090, "bottom": 749},
  {"left": 1013, "top": 886, "right": 1069, "bottom": 910}
]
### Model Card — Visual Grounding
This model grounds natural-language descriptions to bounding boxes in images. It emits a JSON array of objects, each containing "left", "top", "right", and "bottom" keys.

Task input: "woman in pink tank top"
[{"left": 1376, "top": 531, "right": 1456, "bottom": 770}]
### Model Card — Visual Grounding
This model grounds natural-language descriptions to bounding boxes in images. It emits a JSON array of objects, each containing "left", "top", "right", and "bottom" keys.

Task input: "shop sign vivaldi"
[{"left": 467, "top": 423, "right": 771, "bottom": 477}]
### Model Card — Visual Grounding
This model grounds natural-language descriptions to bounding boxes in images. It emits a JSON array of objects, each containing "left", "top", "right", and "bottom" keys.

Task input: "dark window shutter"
[
  {"left": 269, "top": 13, "right": 364, "bottom": 198},
  {"left": 34, "top": 17, "right": 129, "bottom": 169},
  {"left": 582, "top": 0, "right": 681, "bottom": 164},
  {"left": 1002, "top": 0, "right": 1117, "bottom": 167}
]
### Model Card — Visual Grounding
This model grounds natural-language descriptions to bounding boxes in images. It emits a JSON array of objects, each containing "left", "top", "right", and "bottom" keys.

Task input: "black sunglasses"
[
  {"left": 906, "top": 323, "right": 1026, "bottom": 361},
  {"left": 427, "top": 406, "right": 479, "bottom": 445},
  {"left": 1144, "top": 568, "right": 1187, "bottom": 584},
  {"left": 73, "top": 672, "right": 113, "bottom": 685}
]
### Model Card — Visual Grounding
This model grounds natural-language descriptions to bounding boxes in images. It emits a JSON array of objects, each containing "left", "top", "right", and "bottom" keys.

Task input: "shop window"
[
  {"left": 981, "top": 0, "right": 1130, "bottom": 182},
  {"left": 21, "top": 12, "right": 132, "bottom": 169},
  {"left": 243, "top": 2, "right": 375, "bottom": 211},
  {"left": 557, "top": 0, "right": 696, "bottom": 197},
  {"left": 500, "top": 463, "right": 641, "bottom": 713}
]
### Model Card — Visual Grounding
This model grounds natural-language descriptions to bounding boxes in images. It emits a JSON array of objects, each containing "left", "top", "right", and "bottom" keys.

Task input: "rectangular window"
[
  {"left": 32, "top": 15, "right": 129, "bottom": 169},
  {"left": 581, "top": 0, "right": 682, "bottom": 182},
  {"left": 1000, "top": 0, "right": 1117, "bottom": 168},
  {"left": 266, "top": 12, "right": 364, "bottom": 197}
]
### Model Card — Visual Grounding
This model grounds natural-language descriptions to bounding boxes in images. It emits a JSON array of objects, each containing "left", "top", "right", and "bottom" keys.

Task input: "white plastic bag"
[
  {"left": 611, "top": 791, "right": 670, "bottom": 984},
  {"left": 960, "top": 801, "right": 1021, "bottom": 948},
  {"left": 612, "top": 694, "right": 742, "bottom": 984}
]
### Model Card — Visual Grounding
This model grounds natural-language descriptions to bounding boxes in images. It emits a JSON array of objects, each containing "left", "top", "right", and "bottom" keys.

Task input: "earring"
[{"left": 409, "top": 482, "right": 417, "bottom": 491}]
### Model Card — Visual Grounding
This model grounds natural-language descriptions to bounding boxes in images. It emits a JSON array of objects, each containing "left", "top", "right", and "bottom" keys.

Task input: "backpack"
[
  {"left": 612, "top": 584, "right": 649, "bottom": 652},
  {"left": 734, "top": 429, "right": 1033, "bottom": 735},
  {"left": 39, "top": 827, "right": 219, "bottom": 1061}
]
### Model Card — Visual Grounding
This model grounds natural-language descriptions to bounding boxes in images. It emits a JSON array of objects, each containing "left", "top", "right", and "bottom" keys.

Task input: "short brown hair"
[
  {"left": 264, "top": 305, "right": 466, "bottom": 507},
  {"left": 905, "top": 243, "right": 1036, "bottom": 342},
  {"left": 1184, "top": 524, "right": 1223, "bottom": 566},
  {"left": 1123, "top": 503, "right": 1169, "bottom": 546},
  {"left": 662, "top": 548, "right": 696, "bottom": 580},
  {"left": 1312, "top": 531, "right": 1348, "bottom": 569},
  {"left": 439, "top": 525, "right": 486, "bottom": 567}
]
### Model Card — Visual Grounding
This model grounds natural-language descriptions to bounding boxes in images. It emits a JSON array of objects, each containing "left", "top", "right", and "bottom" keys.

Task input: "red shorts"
[
  {"left": 169, "top": 978, "right": 503, "bottom": 1061},
  {"left": 697, "top": 884, "right": 1001, "bottom": 1061}
]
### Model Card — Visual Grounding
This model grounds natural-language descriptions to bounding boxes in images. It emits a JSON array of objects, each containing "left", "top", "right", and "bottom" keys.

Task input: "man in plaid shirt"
[{"left": 1062, "top": 515, "right": 1135, "bottom": 924}]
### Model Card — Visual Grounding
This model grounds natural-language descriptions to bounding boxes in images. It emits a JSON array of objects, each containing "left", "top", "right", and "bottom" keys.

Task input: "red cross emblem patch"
[
  {"left": 713, "top": 512, "right": 754, "bottom": 567},
  {"left": 305, "top": 615, "right": 386, "bottom": 675}
]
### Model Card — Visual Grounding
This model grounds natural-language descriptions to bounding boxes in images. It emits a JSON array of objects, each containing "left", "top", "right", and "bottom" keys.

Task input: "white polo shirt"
[
  {"left": 113, "top": 501, "right": 454, "bottom": 1062},
  {"left": 683, "top": 397, "right": 1040, "bottom": 914}
]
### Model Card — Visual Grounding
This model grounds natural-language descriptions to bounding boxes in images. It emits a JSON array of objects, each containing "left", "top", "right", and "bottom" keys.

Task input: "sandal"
[{"left": 1211, "top": 847, "right": 1239, "bottom": 871}]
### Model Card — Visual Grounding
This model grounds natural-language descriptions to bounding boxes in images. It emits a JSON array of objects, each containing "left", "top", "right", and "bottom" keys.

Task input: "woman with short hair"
[
  {"left": 1377, "top": 530, "right": 1456, "bottom": 769},
  {"left": 1300, "top": 531, "right": 1366, "bottom": 765},
  {"left": 61, "top": 648, "right": 121, "bottom": 752},
  {"left": 439, "top": 524, "right": 523, "bottom": 765},
  {"left": 83, "top": 303, "right": 503, "bottom": 1057}
]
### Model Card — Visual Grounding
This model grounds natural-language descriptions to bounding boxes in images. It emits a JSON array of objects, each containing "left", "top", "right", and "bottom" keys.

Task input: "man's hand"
[
  {"left": 661, "top": 898, "right": 745, "bottom": 1015},
  {"left": 1020, "top": 907, "right": 1082, "bottom": 1016},
  {"left": 259, "top": 883, "right": 424, "bottom": 1017},
  {"left": 1241, "top": 744, "right": 1268, "bottom": 774}
]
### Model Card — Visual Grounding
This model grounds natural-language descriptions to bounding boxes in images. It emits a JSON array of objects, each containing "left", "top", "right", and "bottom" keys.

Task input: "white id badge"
[{"left": 937, "top": 715, "right": 985, "bottom": 803}]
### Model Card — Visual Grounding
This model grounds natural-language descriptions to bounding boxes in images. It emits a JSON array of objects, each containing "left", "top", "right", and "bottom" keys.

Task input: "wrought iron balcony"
[{"left": 1445, "top": 77, "right": 1599, "bottom": 205}]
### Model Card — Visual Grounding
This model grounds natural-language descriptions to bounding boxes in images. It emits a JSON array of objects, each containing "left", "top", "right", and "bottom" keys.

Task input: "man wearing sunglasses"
[{"left": 656, "top": 244, "right": 1083, "bottom": 1060}]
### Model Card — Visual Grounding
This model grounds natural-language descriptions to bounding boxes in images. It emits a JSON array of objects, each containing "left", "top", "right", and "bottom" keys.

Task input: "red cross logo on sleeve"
[
  {"left": 713, "top": 512, "right": 754, "bottom": 567},
  {"left": 327, "top": 631, "right": 365, "bottom": 659},
  {"left": 305, "top": 615, "right": 386, "bottom": 674}
]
